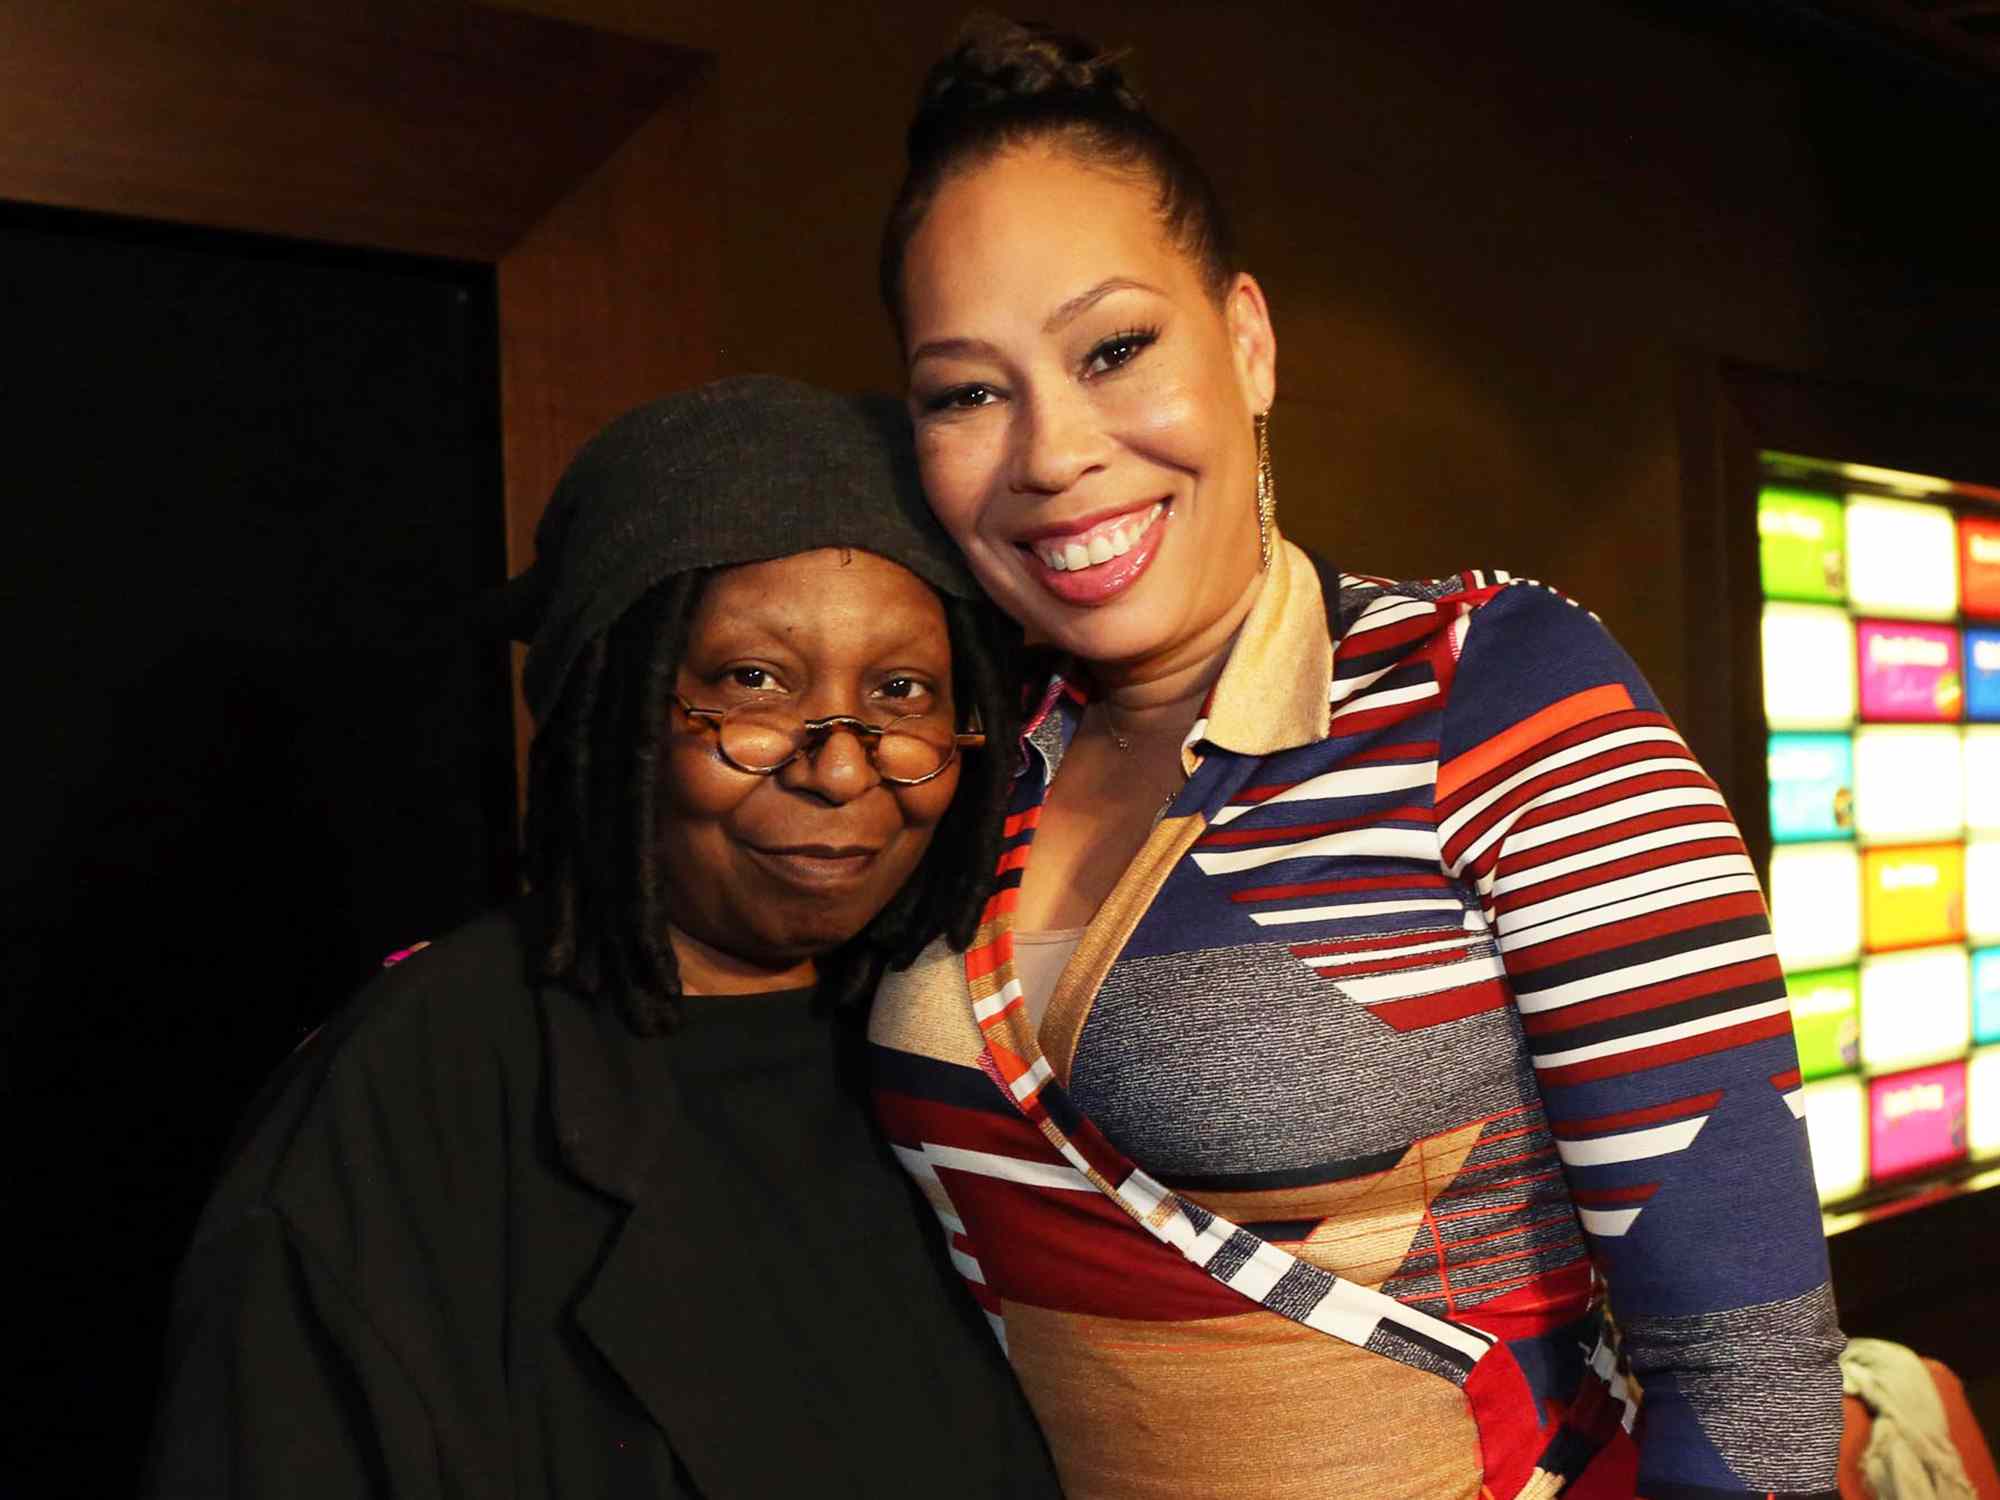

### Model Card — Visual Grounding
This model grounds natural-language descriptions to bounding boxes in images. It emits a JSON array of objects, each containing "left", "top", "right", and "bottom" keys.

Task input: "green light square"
[{"left": 1759, "top": 487, "right": 1847, "bottom": 603}]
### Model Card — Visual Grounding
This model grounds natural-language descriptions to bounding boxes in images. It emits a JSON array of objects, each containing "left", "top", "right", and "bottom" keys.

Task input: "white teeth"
[{"left": 1031, "top": 502, "right": 1166, "bottom": 573}]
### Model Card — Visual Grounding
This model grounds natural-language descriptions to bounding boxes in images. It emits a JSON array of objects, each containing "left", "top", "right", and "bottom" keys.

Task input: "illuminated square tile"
[{"left": 1846, "top": 496, "right": 1959, "bottom": 621}]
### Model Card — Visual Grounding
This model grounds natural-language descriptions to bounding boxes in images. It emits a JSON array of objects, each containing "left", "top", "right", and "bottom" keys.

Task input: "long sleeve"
[
  {"left": 1434, "top": 581, "right": 1844, "bottom": 1500},
  {"left": 142, "top": 1209, "right": 438, "bottom": 1500}
]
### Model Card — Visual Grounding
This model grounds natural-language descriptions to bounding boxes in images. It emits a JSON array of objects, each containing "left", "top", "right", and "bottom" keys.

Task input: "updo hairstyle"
[{"left": 879, "top": 15, "right": 1241, "bottom": 341}]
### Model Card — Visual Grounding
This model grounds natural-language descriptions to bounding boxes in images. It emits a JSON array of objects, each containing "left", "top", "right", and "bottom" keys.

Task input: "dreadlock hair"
[{"left": 523, "top": 565, "right": 1023, "bottom": 1036}]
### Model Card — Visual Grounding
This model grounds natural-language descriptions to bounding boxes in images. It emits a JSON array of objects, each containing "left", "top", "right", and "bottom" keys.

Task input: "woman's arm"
[{"left": 1436, "top": 580, "right": 1843, "bottom": 1500}]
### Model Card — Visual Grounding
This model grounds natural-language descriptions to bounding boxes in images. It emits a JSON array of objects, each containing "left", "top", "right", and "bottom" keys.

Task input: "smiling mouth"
[
  {"left": 746, "top": 843, "right": 881, "bottom": 888},
  {"left": 1021, "top": 501, "right": 1167, "bottom": 573}
]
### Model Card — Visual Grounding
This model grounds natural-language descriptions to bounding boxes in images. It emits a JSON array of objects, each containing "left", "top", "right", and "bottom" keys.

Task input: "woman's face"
[
  {"left": 654, "top": 549, "right": 961, "bottom": 991},
  {"left": 900, "top": 145, "right": 1276, "bottom": 675}
]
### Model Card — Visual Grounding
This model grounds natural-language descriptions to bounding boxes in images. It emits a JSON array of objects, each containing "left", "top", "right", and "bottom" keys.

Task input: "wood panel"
[
  {"left": 497, "top": 58, "right": 724, "bottom": 781},
  {"left": 0, "top": 0, "right": 697, "bottom": 260}
]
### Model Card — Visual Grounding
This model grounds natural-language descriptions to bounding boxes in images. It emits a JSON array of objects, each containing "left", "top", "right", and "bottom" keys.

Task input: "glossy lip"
[
  {"left": 1015, "top": 498, "right": 1171, "bottom": 607},
  {"left": 743, "top": 840, "right": 882, "bottom": 890},
  {"left": 1016, "top": 498, "right": 1165, "bottom": 545}
]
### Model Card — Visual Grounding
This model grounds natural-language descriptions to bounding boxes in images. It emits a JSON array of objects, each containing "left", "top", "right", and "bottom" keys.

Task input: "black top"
[{"left": 142, "top": 904, "right": 1060, "bottom": 1499}]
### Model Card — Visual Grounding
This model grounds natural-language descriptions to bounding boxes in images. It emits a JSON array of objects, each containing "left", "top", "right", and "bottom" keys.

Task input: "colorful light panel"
[
  {"left": 1764, "top": 605, "right": 1856, "bottom": 730},
  {"left": 1976, "top": 949, "right": 2000, "bottom": 1045},
  {"left": 1967, "top": 839, "right": 2000, "bottom": 944},
  {"left": 1788, "top": 966, "right": 1861, "bottom": 1080},
  {"left": 1757, "top": 461, "right": 2000, "bottom": 1206},
  {"left": 1859, "top": 946, "right": 1972, "bottom": 1075},
  {"left": 1963, "top": 514, "right": 2000, "bottom": 620},
  {"left": 1846, "top": 497, "right": 1959, "bottom": 620},
  {"left": 1867, "top": 1061, "right": 1968, "bottom": 1180},
  {"left": 1967, "top": 729, "right": 2000, "bottom": 834},
  {"left": 1760, "top": 487, "right": 1847, "bottom": 602},
  {"left": 1803, "top": 1075, "right": 1868, "bottom": 1203},
  {"left": 1768, "top": 733, "right": 1854, "bottom": 843},
  {"left": 1970, "top": 1047, "right": 2000, "bottom": 1159},
  {"left": 1861, "top": 843, "right": 1965, "bottom": 951},
  {"left": 1851, "top": 728, "right": 1963, "bottom": 844},
  {"left": 1971, "top": 630, "right": 2000, "bottom": 721},
  {"left": 1857, "top": 621, "right": 1964, "bottom": 722},
  {"left": 1770, "top": 843, "right": 1862, "bottom": 974}
]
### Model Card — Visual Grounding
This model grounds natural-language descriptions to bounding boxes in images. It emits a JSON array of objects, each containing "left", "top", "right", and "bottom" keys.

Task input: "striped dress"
[{"left": 869, "top": 541, "right": 1843, "bottom": 1500}]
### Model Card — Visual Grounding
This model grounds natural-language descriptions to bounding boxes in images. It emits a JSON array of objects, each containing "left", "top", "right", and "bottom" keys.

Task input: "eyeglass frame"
[{"left": 672, "top": 694, "right": 984, "bottom": 787}]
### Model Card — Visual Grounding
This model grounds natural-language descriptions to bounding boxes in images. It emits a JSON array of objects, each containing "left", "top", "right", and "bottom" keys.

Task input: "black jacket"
[{"left": 143, "top": 905, "right": 1060, "bottom": 1498}]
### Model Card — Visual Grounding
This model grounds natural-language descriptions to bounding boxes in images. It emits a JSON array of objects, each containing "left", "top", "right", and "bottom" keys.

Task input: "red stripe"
[
  {"left": 1502, "top": 892, "right": 1771, "bottom": 973},
  {"left": 1770, "top": 1067, "right": 1802, "bottom": 1091},
  {"left": 1197, "top": 802, "right": 1435, "bottom": 848},
  {"left": 1232, "top": 871, "right": 1454, "bottom": 904},
  {"left": 1537, "top": 1011, "right": 1795, "bottom": 1086},
  {"left": 1494, "top": 841, "right": 1753, "bottom": 918},
  {"left": 1366, "top": 979, "right": 1511, "bottom": 1030},
  {"left": 1552, "top": 1089, "right": 1723, "bottom": 1139},
  {"left": 1309, "top": 946, "right": 1473, "bottom": 980},
  {"left": 1493, "top": 802, "right": 1738, "bottom": 876},
  {"left": 1518, "top": 956, "right": 1780, "bottom": 1039},
  {"left": 1001, "top": 806, "right": 1041, "bottom": 838},
  {"left": 1289, "top": 927, "right": 1468, "bottom": 958},
  {"left": 1569, "top": 1182, "right": 1661, "bottom": 1206}
]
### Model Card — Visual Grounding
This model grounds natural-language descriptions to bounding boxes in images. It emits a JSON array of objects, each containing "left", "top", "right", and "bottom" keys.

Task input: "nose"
[
  {"left": 1010, "top": 384, "right": 1103, "bottom": 496},
  {"left": 774, "top": 718, "right": 880, "bottom": 806}
]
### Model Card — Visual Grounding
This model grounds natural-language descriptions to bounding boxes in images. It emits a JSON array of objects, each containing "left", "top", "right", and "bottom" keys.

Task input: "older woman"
[
  {"left": 866, "top": 20, "right": 1843, "bottom": 1500},
  {"left": 144, "top": 377, "right": 1060, "bottom": 1498}
]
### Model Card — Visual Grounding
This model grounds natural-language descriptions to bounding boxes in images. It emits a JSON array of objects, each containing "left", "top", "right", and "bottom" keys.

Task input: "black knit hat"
[{"left": 501, "top": 375, "right": 980, "bottom": 723}]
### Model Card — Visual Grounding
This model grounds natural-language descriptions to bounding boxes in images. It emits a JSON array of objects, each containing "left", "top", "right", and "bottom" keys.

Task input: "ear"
[{"left": 1222, "top": 271, "right": 1277, "bottom": 415}]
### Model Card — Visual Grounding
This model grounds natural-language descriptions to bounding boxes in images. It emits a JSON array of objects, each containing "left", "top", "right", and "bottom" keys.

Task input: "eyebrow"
[{"left": 907, "top": 277, "right": 1162, "bottom": 366}]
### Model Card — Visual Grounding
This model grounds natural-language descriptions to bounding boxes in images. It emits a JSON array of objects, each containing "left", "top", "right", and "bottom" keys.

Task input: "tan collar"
[{"left": 1197, "top": 536, "right": 1333, "bottom": 758}]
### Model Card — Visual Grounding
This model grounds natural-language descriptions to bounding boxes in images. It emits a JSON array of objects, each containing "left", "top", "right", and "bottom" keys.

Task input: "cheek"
[{"left": 916, "top": 428, "right": 999, "bottom": 543}]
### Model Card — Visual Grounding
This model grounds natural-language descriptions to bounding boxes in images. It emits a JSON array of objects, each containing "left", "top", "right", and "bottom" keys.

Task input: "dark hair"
[
  {"left": 523, "top": 566, "right": 1022, "bottom": 1035},
  {"left": 880, "top": 15, "right": 1239, "bottom": 341}
]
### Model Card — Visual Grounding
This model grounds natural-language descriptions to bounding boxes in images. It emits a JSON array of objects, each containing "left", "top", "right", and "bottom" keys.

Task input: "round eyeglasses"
[{"left": 674, "top": 695, "right": 983, "bottom": 787}]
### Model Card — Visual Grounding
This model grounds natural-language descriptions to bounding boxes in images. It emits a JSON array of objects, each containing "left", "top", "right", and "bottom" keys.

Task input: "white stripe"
[
  {"left": 1192, "top": 824, "right": 1440, "bottom": 875},
  {"left": 1488, "top": 785, "right": 1727, "bottom": 861},
  {"left": 1329, "top": 658, "right": 1406, "bottom": 707},
  {"left": 971, "top": 976, "right": 1023, "bottom": 1023},
  {"left": 1783, "top": 1088, "right": 1805, "bottom": 1119},
  {"left": 948, "top": 1246, "right": 988, "bottom": 1283},
  {"left": 916, "top": 1141, "right": 1095, "bottom": 1192},
  {"left": 1495, "top": 853, "right": 1761, "bottom": 937},
  {"left": 1300, "top": 934, "right": 1475, "bottom": 968},
  {"left": 1531, "top": 995, "right": 1792, "bottom": 1067},
  {"left": 1378, "top": 1305, "right": 1494, "bottom": 1362},
  {"left": 1326, "top": 952, "right": 1506, "bottom": 1005},
  {"left": 1554, "top": 1115, "right": 1708, "bottom": 1166},
  {"left": 986, "top": 1309, "right": 1008, "bottom": 1352},
  {"left": 1008, "top": 1053, "right": 1053, "bottom": 1101},
  {"left": 1115, "top": 1169, "right": 1170, "bottom": 1220},
  {"left": 1513, "top": 932, "right": 1777, "bottom": 1015},
  {"left": 1251, "top": 896, "right": 1463, "bottom": 927},
  {"left": 1301, "top": 1296, "right": 1382, "bottom": 1347},
  {"left": 1457, "top": 752, "right": 1702, "bottom": 868},
  {"left": 1332, "top": 680, "right": 1438, "bottom": 719},
  {"left": 1209, "top": 759, "right": 1437, "bottom": 826},
  {"left": 1491, "top": 817, "right": 1743, "bottom": 896},
  {"left": 1224, "top": 1240, "right": 1299, "bottom": 1300},
  {"left": 1578, "top": 1206, "right": 1643, "bottom": 1236},
  {"left": 1438, "top": 724, "right": 1683, "bottom": 845},
  {"left": 1499, "top": 873, "right": 1767, "bottom": 950}
]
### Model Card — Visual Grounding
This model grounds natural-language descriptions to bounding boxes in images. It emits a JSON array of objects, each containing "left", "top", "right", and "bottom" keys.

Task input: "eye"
[
  {"left": 717, "top": 664, "right": 791, "bottom": 700},
  {"left": 1083, "top": 326, "right": 1159, "bottom": 377},
  {"left": 921, "top": 382, "right": 998, "bottom": 414},
  {"left": 875, "top": 674, "right": 938, "bottom": 710}
]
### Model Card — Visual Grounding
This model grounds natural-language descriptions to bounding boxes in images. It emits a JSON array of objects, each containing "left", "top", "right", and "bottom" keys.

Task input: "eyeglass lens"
[{"left": 718, "top": 703, "right": 953, "bottom": 782}]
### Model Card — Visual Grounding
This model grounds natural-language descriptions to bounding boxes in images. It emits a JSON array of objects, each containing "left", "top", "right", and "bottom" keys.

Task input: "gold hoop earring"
[{"left": 1254, "top": 408, "right": 1276, "bottom": 571}]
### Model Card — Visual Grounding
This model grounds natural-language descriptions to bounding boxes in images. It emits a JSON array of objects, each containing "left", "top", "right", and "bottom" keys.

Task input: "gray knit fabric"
[{"left": 505, "top": 375, "right": 979, "bottom": 722}]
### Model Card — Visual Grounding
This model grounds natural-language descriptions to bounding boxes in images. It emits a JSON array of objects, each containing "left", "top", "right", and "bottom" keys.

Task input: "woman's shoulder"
[{"left": 184, "top": 904, "right": 548, "bottom": 1253}]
